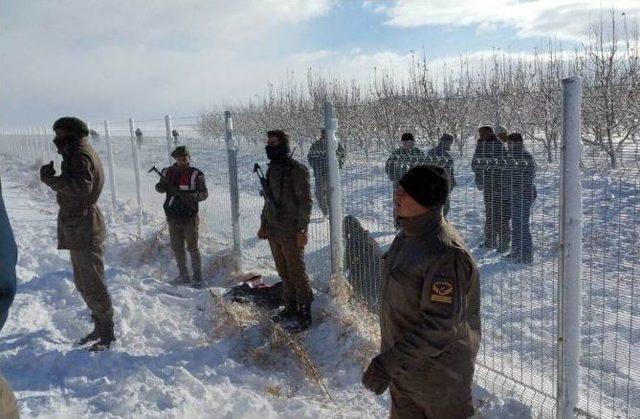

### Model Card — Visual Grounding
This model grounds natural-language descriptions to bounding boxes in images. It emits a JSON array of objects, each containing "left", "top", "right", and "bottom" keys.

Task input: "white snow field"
[{"left": 0, "top": 154, "right": 528, "bottom": 418}]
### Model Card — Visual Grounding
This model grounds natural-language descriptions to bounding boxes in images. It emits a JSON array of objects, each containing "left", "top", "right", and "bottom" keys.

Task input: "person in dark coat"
[
  {"left": 426, "top": 134, "right": 457, "bottom": 217},
  {"left": 343, "top": 215, "right": 383, "bottom": 312},
  {"left": 40, "top": 116, "right": 115, "bottom": 351},
  {"left": 385, "top": 133, "right": 425, "bottom": 225},
  {"left": 471, "top": 126, "right": 511, "bottom": 251},
  {"left": 155, "top": 146, "right": 209, "bottom": 285},
  {"left": 504, "top": 133, "right": 537, "bottom": 263},
  {"left": 306, "top": 129, "right": 345, "bottom": 217},
  {"left": 362, "top": 165, "right": 481, "bottom": 419},
  {"left": 257, "top": 130, "right": 313, "bottom": 331}
]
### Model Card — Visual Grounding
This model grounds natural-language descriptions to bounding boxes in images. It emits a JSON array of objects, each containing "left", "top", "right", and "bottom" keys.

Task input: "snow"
[{"left": 0, "top": 154, "right": 528, "bottom": 418}]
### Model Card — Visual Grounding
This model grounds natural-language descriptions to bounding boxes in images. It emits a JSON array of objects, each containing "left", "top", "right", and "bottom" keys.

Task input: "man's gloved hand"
[
  {"left": 40, "top": 161, "right": 55, "bottom": 182},
  {"left": 362, "top": 355, "right": 391, "bottom": 395}
]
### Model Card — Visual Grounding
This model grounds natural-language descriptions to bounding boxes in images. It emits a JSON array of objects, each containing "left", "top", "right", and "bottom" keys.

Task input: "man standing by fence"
[
  {"left": 426, "top": 133, "right": 457, "bottom": 217},
  {"left": 505, "top": 133, "right": 537, "bottom": 263},
  {"left": 39, "top": 117, "right": 115, "bottom": 351},
  {"left": 362, "top": 165, "right": 481, "bottom": 419},
  {"left": 155, "top": 146, "right": 208, "bottom": 286},
  {"left": 307, "top": 129, "right": 345, "bottom": 217},
  {"left": 472, "top": 126, "right": 511, "bottom": 251},
  {"left": 257, "top": 130, "right": 313, "bottom": 332},
  {"left": 385, "top": 133, "right": 425, "bottom": 225}
]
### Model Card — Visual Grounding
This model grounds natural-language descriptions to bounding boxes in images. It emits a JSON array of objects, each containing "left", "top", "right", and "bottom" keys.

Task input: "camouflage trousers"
[
  {"left": 70, "top": 247, "right": 114, "bottom": 328},
  {"left": 168, "top": 217, "right": 202, "bottom": 280},
  {"left": 267, "top": 234, "right": 312, "bottom": 307}
]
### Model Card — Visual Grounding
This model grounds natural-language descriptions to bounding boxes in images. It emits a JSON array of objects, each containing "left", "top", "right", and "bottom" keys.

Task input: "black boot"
[
  {"left": 272, "top": 303, "right": 298, "bottom": 323},
  {"left": 297, "top": 303, "right": 312, "bottom": 331},
  {"left": 88, "top": 320, "right": 116, "bottom": 352},
  {"left": 191, "top": 251, "right": 203, "bottom": 287},
  {"left": 76, "top": 316, "right": 99, "bottom": 346}
]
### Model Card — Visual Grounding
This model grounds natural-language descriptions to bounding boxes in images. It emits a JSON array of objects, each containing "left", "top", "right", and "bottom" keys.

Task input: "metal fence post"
[
  {"left": 164, "top": 115, "right": 173, "bottom": 158},
  {"left": 224, "top": 111, "right": 242, "bottom": 271},
  {"left": 104, "top": 120, "right": 118, "bottom": 220},
  {"left": 324, "top": 101, "right": 344, "bottom": 277},
  {"left": 557, "top": 75, "right": 583, "bottom": 419},
  {"left": 129, "top": 118, "right": 144, "bottom": 236}
]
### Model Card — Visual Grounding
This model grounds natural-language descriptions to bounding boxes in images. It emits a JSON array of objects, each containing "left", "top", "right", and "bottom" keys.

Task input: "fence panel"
[
  {"left": 335, "top": 103, "right": 561, "bottom": 417},
  {"left": 1, "top": 100, "right": 639, "bottom": 418},
  {"left": 578, "top": 143, "right": 640, "bottom": 418}
]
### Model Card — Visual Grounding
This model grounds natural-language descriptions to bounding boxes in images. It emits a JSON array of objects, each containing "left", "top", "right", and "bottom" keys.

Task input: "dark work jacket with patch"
[
  {"left": 378, "top": 209, "right": 481, "bottom": 402},
  {"left": 42, "top": 138, "right": 106, "bottom": 250}
]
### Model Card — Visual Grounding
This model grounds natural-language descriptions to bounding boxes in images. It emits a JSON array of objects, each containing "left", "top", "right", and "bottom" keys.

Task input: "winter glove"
[
  {"left": 296, "top": 231, "right": 308, "bottom": 248},
  {"left": 39, "top": 161, "right": 55, "bottom": 182},
  {"left": 362, "top": 356, "right": 391, "bottom": 395}
]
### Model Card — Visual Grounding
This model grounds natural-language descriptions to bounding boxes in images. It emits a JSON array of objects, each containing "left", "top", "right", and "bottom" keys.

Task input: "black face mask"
[
  {"left": 53, "top": 135, "right": 79, "bottom": 154},
  {"left": 265, "top": 144, "right": 289, "bottom": 161}
]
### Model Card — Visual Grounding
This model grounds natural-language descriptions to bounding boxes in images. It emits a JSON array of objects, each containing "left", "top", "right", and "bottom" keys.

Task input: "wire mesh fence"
[{"left": 1, "top": 101, "right": 639, "bottom": 418}]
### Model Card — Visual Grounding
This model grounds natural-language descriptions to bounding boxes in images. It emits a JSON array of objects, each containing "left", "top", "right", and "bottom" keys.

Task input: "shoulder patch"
[{"left": 431, "top": 281, "right": 453, "bottom": 304}]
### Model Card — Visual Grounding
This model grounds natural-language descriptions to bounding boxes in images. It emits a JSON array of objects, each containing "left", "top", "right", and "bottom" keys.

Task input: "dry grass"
[
  {"left": 264, "top": 384, "right": 285, "bottom": 398},
  {"left": 326, "top": 274, "right": 381, "bottom": 366},
  {"left": 208, "top": 290, "right": 259, "bottom": 341},
  {"left": 207, "top": 289, "right": 335, "bottom": 403}
]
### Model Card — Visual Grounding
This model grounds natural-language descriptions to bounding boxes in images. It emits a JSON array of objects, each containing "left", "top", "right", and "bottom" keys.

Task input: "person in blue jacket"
[
  {"left": 0, "top": 177, "right": 17, "bottom": 330},
  {"left": 0, "top": 176, "right": 19, "bottom": 418}
]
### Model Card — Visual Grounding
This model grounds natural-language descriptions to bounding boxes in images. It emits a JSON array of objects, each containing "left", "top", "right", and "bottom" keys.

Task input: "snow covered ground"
[{"left": 0, "top": 155, "right": 526, "bottom": 418}]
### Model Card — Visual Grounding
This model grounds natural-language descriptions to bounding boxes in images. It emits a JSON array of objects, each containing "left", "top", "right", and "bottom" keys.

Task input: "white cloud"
[
  {"left": 377, "top": 0, "right": 640, "bottom": 40},
  {"left": 0, "top": 0, "right": 334, "bottom": 126}
]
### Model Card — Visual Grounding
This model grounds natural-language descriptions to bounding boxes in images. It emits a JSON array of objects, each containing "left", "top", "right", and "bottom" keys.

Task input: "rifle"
[
  {"left": 253, "top": 163, "right": 279, "bottom": 219},
  {"left": 148, "top": 165, "right": 194, "bottom": 204}
]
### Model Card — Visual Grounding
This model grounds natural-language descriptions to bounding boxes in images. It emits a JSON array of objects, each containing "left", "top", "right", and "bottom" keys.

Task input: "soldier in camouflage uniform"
[
  {"left": 257, "top": 130, "right": 313, "bottom": 331},
  {"left": 362, "top": 165, "right": 481, "bottom": 419},
  {"left": 40, "top": 117, "right": 115, "bottom": 351}
]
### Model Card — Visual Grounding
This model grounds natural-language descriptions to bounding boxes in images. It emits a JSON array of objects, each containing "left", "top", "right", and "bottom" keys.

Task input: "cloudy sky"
[{"left": 1, "top": 0, "right": 639, "bottom": 127}]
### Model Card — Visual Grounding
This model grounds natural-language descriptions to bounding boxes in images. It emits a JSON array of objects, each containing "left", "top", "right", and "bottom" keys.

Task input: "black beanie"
[
  {"left": 52, "top": 117, "right": 89, "bottom": 137},
  {"left": 400, "top": 132, "right": 415, "bottom": 142},
  {"left": 399, "top": 165, "right": 449, "bottom": 207}
]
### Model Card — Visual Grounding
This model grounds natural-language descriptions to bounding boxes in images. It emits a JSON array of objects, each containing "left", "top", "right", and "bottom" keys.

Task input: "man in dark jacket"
[
  {"left": 343, "top": 215, "right": 382, "bottom": 312},
  {"left": 505, "top": 133, "right": 537, "bottom": 263},
  {"left": 307, "top": 129, "right": 345, "bottom": 217},
  {"left": 426, "top": 133, "right": 457, "bottom": 217},
  {"left": 257, "top": 130, "right": 313, "bottom": 331},
  {"left": 385, "top": 133, "right": 425, "bottom": 225},
  {"left": 155, "top": 146, "right": 208, "bottom": 285},
  {"left": 471, "top": 126, "right": 510, "bottom": 251},
  {"left": 40, "top": 117, "right": 115, "bottom": 351},
  {"left": 362, "top": 165, "right": 481, "bottom": 419}
]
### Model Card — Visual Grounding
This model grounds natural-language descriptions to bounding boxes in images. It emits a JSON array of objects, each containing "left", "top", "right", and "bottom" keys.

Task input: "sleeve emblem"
[{"left": 431, "top": 281, "right": 453, "bottom": 304}]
